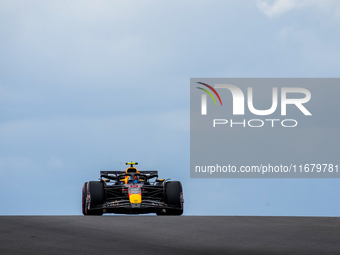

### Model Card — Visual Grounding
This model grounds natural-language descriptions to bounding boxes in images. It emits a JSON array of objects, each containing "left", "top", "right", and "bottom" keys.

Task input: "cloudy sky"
[{"left": 0, "top": 0, "right": 340, "bottom": 215}]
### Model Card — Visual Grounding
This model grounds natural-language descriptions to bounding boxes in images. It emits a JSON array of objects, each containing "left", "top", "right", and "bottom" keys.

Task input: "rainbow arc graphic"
[{"left": 196, "top": 82, "right": 222, "bottom": 106}]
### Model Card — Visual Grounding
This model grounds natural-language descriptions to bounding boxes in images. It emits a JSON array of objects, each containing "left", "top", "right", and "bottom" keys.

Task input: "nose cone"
[{"left": 129, "top": 194, "right": 142, "bottom": 204}]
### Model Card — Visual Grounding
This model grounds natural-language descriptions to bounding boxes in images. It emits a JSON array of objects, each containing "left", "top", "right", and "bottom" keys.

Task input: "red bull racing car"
[{"left": 82, "top": 162, "right": 184, "bottom": 216}]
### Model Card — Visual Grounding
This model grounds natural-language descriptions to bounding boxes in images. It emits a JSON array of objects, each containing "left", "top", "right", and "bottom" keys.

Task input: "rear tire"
[
  {"left": 164, "top": 181, "right": 183, "bottom": 216},
  {"left": 85, "top": 181, "right": 104, "bottom": 216}
]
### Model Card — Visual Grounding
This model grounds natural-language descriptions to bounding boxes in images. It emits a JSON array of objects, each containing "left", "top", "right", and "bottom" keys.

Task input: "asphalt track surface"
[{"left": 0, "top": 216, "right": 339, "bottom": 255}]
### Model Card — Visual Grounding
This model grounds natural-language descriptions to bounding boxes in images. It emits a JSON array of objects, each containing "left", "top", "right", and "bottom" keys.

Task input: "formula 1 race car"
[{"left": 82, "top": 162, "right": 184, "bottom": 216}]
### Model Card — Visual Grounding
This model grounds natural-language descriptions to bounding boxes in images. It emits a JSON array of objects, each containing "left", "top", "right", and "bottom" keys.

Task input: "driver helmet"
[{"left": 127, "top": 176, "right": 133, "bottom": 184}]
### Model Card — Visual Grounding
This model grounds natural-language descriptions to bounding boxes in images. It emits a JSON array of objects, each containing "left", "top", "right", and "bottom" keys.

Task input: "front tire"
[
  {"left": 85, "top": 181, "right": 104, "bottom": 216},
  {"left": 164, "top": 181, "right": 183, "bottom": 216},
  {"left": 82, "top": 182, "right": 88, "bottom": 215}
]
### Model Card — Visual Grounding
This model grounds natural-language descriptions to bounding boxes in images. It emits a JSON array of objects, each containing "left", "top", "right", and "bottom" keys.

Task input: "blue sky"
[{"left": 0, "top": 0, "right": 340, "bottom": 215}]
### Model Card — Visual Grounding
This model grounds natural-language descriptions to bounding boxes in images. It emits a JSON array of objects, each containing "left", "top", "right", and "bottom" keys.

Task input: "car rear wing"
[{"left": 100, "top": 171, "right": 158, "bottom": 180}]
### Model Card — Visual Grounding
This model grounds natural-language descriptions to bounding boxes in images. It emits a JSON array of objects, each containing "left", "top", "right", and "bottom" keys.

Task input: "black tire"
[
  {"left": 85, "top": 181, "right": 104, "bottom": 216},
  {"left": 166, "top": 205, "right": 184, "bottom": 215},
  {"left": 164, "top": 181, "right": 183, "bottom": 216},
  {"left": 82, "top": 182, "right": 88, "bottom": 215}
]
